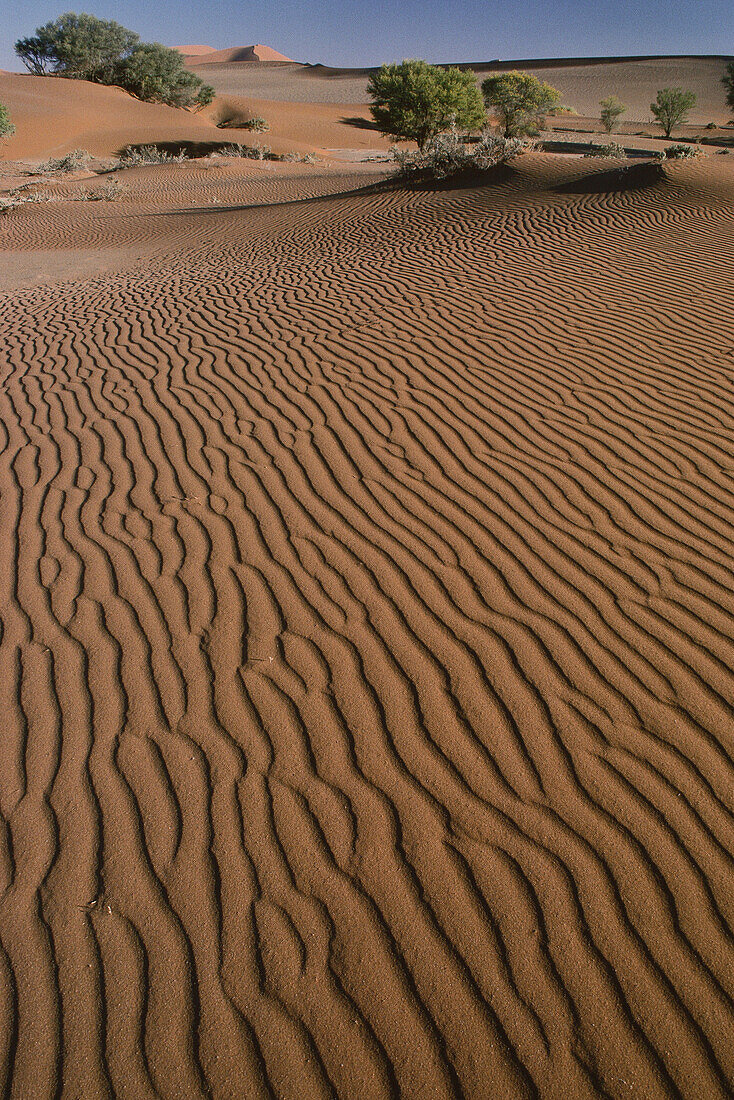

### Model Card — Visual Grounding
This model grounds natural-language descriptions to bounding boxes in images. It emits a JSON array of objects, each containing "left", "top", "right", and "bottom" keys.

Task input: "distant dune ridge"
[{"left": 176, "top": 43, "right": 297, "bottom": 64}]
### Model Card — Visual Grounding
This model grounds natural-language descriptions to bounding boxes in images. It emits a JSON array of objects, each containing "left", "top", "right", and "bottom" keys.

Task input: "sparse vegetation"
[
  {"left": 0, "top": 101, "right": 15, "bottom": 140},
  {"left": 656, "top": 143, "right": 704, "bottom": 160},
  {"left": 583, "top": 142, "right": 626, "bottom": 158},
  {"left": 650, "top": 87, "right": 697, "bottom": 137},
  {"left": 392, "top": 128, "right": 533, "bottom": 179},
  {"left": 242, "top": 117, "right": 269, "bottom": 132},
  {"left": 722, "top": 62, "right": 734, "bottom": 114},
  {"left": 600, "top": 95, "right": 626, "bottom": 133},
  {"left": 37, "top": 148, "right": 91, "bottom": 173},
  {"left": 368, "top": 60, "right": 486, "bottom": 150},
  {"left": 84, "top": 177, "right": 127, "bottom": 199},
  {"left": 218, "top": 144, "right": 317, "bottom": 163},
  {"left": 0, "top": 188, "right": 55, "bottom": 213},
  {"left": 15, "top": 12, "right": 214, "bottom": 108},
  {"left": 118, "top": 145, "right": 187, "bottom": 167},
  {"left": 482, "top": 71, "right": 562, "bottom": 137}
]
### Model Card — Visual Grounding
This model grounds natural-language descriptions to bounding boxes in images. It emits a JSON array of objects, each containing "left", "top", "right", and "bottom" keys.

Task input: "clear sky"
[{"left": 1, "top": 0, "right": 732, "bottom": 73}]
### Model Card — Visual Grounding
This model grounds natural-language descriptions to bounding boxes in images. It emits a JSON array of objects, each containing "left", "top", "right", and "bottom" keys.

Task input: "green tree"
[
  {"left": 0, "top": 102, "right": 14, "bottom": 140},
  {"left": 600, "top": 95, "right": 626, "bottom": 133},
  {"left": 482, "top": 71, "right": 562, "bottom": 137},
  {"left": 15, "top": 13, "right": 139, "bottom": 82},
  {"left": 114, "top": 43, "right": 214, "bottom": 108},
  {"left": 14, "top": 12, "right": 213, "bottom": 108},
  {"left": 722, "top": 62, "right": 734, "bottom": 113},
  {"left": 650, "top": 87, "right": 697, "bottom": 137},
  {"left": 368, "top": 59, "right": 486, "bottom": 150}
]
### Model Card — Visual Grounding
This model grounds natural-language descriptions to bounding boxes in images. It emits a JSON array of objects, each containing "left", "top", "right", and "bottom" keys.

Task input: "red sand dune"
[{"left": 180, "top": 44, "right": 297, "bottom": 64}]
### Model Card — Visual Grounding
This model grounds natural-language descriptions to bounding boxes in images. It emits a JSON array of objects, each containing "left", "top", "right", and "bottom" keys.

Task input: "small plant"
[
  {"left": 705, "top": 121, "right": 717, "bottom": 129},
  {"left": 118, "top": 144, "right": 186, "bottom": 166},
  {"left": 84, "top": 177, "right": 126, "bottom": 199},
  {"left": 650, "top": 87, "right": 697, "bottom": 137},
  {"left": 392, "top": 127, "right": 532, "bottom": 179},
  {"left": 656, "top": 143, "right": 704, "bottom": 160},
  {"left": 583, "top": 141, "right": 626, "bottom": 158},
  {"left": 37, "top": 148, "right": 91, "bottom": 173},
  {"left": 0, "top": 101, "right": 14, "bottom": 140},
  {"left": 0, "top": 188, "right": 54, "bottom": 213},
  {"left": 242, "top": 116, "right": 269, "bottom": 132},
  {"left": 281, "top": 151, "right": 318, "bottom": 163},
  {"left": 599, "top": 95, "right": 626, "bottom": 133},
  {"left": 218, "top": 142, "right": 272, "bottom": 160}
]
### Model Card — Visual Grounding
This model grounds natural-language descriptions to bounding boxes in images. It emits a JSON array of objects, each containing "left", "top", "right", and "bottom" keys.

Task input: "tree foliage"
[
  {"left": 599, "top": 95, "right": 626, "bottom": 133},
  {"left": 650, "top": 87, "right": 696, "bottom": 137},
  {"left": 113, "top": 43, "right": 214, "bottom": 108},
  {"left": 368, "top": 60, "right": 486, "bottom": 150},
  {"left": 722, "top": 62, "right": 734, "bottom": 112},
  {"left": 482, "top": 71, "right": 562, "bottom": 137},
  {"left": 0, "top": 102, "right": 14, "bottom": 140},
  {"left": 15, "top": 12, "right": 213, "bottom": 108},
  {"left": 15, "top": 13, "right": 139, "bottom": 81}
]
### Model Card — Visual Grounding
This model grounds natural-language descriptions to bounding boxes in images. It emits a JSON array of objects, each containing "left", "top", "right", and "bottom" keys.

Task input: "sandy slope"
[
  {"left": 0, "top": 72, "right": 390, "bottom": 160},
  {"left": 196, "top": 55, "right": 734, "bottom": 122},
  {"left": 0, "top": 153, "right": 733, "bottom": 1098},
  {"left": 180, "top": 45, "right": 297, "bottom": 64}
]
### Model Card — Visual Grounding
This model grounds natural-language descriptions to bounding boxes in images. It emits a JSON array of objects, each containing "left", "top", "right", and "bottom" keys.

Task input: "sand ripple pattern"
[{"left": 0, "top": 158, "right": 733, "bottom": 1099}]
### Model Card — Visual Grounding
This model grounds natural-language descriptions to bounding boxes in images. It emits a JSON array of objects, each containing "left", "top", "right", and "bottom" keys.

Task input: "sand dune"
[
  {"left": 0, "top": 152, "right": 733, "bottom": 1097},
  {"left": 195, "top": 54, "right": 734, "bottom": 123},
  {"left": 0, "top": 72, "right": 390, "bottom": 160},
  {"left": 0, "top": 72, "right": 220, "bottom": 159},
  {"left": 180, "top": 44, "right": 297, "bottom": 65}
]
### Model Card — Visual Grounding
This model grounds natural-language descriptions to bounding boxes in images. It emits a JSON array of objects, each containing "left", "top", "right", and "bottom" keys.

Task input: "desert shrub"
[
  {"left": 482, "top": 71, "right": 563, "bottom": 137},
  {"left": 393, "top": 127, "right": 532, "bottom": 178},
  {"left": 705, "top": 121, "right": 717, "bottom": 129},
  {"left": 600, "top": 95, "right": 626, "bottom": 133},
  {"left": 368, "top": 59, "right": 486, "bottom": 150},
  {"left": 657, "top": 143, "right": 704, "bottom": 160},
  {"left": 15, "top": 12, "right": 212, "bottom": 107},
  {"left": 37, "top": 148, "right": 91, "bottom": 173},
  {"left": 0, "top": 102, "right": 15, "bottom": 140},
  {"left": 84, "top": 177, "right": 126, "bottom": 199},
  {"left": 650, "top": 88, "right": 697, "bottom": 137},
  {"left": 723, "top": 62, "right": 734, "bottom": 113},
  {"left": 583, "top": 141, "right": 626, "bottom": 158},
  {"left": 242, "top": 116, "right": 269, "bottom": 132},
  {"left": 281, "top": 151, "right": 317, "bottom": 163},
  {"left": 118, "top": 145, "right": 186, "bottom": 166},
  {"left": 0, "top": 189, "right": 54, "bottom": 213}
]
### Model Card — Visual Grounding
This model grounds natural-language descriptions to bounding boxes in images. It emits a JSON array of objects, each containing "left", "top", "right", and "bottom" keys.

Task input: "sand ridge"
[{"left": 0, "top": 153, "right": 733, "bottom": 1097}]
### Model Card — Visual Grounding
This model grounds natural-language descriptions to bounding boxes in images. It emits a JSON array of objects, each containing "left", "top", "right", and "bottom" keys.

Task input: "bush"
[
  {"left": 84, "top": 177, "right": 126, "bottom": 199},
  {"left": 656, "top": 143, "right": 704, "bottom": 160},
  {"left": 600, "top": 95, "right": 626, "bottom": 133},
  {"left": 650, "top": 88, "right": 697, "bottom": 137},
  {"left": 392, "top": 127, "right": 532, "bottom": 179},
  {"left": 37, "top": 148, "right": 91, "bottom": 173},
  {"left": 482, "top": 71, "right": 562, "bottom": 137},
  {"left": 118, "top": 145, "right": 187, "bottom": 166},
  {"left": 583, "top": 141, "right": 626, "bottom": 158},
  {"left": 0, "top": 101, "right": 15, "bottom": 140},
  {"left": 368, "top": 59, "right": 486, "bottom": 150},
  {"left": 112, "top": 42, "right": 214, "bottom": 108},
  {"left": 15, "top": 12, "right": 213, "bottom": 108},
  {"left": 242, "top": 116, "right": 269, "bottom": 132},
  {"left": 722, "top": 62, "right": 734, "bottom": 113}
]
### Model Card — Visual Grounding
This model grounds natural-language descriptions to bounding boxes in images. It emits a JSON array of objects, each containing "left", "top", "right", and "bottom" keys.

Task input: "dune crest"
[{"left": 180, "top": 43, "right": 297, "bottom": 64}]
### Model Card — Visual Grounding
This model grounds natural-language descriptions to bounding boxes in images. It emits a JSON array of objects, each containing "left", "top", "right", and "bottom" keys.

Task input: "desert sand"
[{"left": 1, "top": 53, "right": 734, "bottom": 1100}]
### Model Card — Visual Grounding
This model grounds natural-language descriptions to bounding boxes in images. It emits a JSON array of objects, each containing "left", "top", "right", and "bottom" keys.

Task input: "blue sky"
[{"left": 1, "top": 0, "right": 732, "bottom": 72}]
